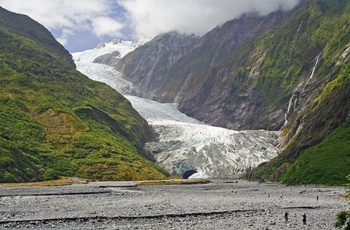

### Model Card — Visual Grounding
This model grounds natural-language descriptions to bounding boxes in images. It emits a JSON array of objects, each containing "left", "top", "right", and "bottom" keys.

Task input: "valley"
[
  {"left": 1, "top": 0, "right": 349, "bottom": 186},
  {"left": 73, "top": 47, "right": 280, "bottom": 179},
  {"left": 0, "top": 180, "right": 346, "bottom": 229},
  {"left": 1, "top": 1, "right": 350, "bottom": 228}
]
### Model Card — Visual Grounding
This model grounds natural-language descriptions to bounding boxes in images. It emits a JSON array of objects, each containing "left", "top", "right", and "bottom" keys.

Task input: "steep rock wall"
[{"left": 116, "top": 11, "right": 296, "bottom": 101}]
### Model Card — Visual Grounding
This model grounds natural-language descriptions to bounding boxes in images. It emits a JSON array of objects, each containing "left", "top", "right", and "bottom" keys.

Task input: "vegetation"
[
  {"left": 0, "top": 7, "right": 169, "bottom": 182},
  {"left": 280, "top": 119, "right": 350, "bottom": 185},
  {"left": 336, "top": 210, "right": 350, "bottom": 229},
  {"left": 243, "top": 0, "right": 350, "bottom": 184},
  {"left": 335, "top": 174, "right": 350, "bottom": 229},
  {"left": 222, "top": 0, "right": 350, "bottom": 128},
  {"left": 0, "top": 177, "right": 89, "bottom": 188}
]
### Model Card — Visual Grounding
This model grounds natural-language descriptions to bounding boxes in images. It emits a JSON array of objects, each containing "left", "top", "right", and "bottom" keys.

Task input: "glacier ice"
[{"left": 73, "top": 42, "right": 280, "bottom": 179}]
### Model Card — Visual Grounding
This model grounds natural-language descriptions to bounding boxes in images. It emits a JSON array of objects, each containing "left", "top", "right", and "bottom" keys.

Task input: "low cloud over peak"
[
  {"left": 120, "top": 0, "right": 301, "bottom": 38},
  {"left": 0, "top": 0, "right": 301, "bottom": 52}
]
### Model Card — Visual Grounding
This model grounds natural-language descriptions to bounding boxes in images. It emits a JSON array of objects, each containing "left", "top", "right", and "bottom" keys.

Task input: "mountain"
[
  {"left": 0, "top": 7, "right": 169, "bottom": 182},
  {"left": 240, "top": 0, "right": 350, "bottom": 185},
  {"left": 114, "top": 9, "right": 299, "bottom": 107},
  {"left": 73, "top": 39, "right": 146, "bottom": 63},
  {"left": 115, "top": 31, "right": 200, "bottom": 100},
  {"left": 111, "top": 0, "right": 350, "bottom": 185}
]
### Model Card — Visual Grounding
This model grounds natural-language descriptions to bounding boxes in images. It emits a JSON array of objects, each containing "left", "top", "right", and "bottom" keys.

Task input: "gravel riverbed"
[{"left": 0, "top": 180, "right": 347, "bottom": 229}]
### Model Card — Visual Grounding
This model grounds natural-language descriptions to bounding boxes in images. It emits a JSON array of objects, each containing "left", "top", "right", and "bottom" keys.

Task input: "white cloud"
[
  {"left": 119, "top": 0, "right": 301, "bottom": 38},
  {"left": 56, "top": 28, "right": 74, "bottom": 46},
  {"left": 92, "top": 16, "right": 124, "bottom": 37},
  {"left": 0, "top": 0, "right": 301, "bottom": 51},
  {"left": 0, "top": 0, "right": 124, "bottom": 43}
]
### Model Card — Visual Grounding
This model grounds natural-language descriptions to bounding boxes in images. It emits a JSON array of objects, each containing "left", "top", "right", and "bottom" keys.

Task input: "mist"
[{"left": 119, "top": 0, "right": 301, "bottom": 38}]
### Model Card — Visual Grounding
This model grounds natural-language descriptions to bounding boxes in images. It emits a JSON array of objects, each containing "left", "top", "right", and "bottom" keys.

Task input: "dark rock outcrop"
[
  {"left": 93, "top": 50, "right": 121, "bottom": 66},
  {"left": 115, "top": 31, "right": 200, "bottom": 100}
]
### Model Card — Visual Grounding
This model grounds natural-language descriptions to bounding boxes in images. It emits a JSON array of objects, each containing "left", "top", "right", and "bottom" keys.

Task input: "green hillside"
[
  {"left": 0, "top": 7, "right": 169, "bottom": 182},
  {"left": 243, "top": 0, "right": 350, "bottom": 184},
  {"left": 280, "top": 119, "right": 350, "bottom": 185},
  {"left": 257, "top": 63, "right": 350, "bottom": 185}
]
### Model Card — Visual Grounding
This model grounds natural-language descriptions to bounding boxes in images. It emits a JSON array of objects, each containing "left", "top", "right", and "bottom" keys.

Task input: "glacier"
[{"left": 72, "top": 41, "right": 280, "bottom": 179}]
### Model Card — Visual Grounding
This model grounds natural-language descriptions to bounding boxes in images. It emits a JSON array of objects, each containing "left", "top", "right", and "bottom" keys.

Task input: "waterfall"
[
  {"left": 283, "top": 94, "right": 295, "bottom": 127},
  {"left": 283, "top": 54, "right": 321, "bottom": 127},
  {"left": 303, "top": 54, "right": 320, "bottom": 91}
]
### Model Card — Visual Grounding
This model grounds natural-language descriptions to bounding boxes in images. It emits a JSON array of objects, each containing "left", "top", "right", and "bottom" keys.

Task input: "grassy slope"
[
  {"left": 244, "top": 0, "right": 350, "bottom": 184},
  {"left": 277, "top": 62, "right": 350, "bottom": 185},
  {"left": 0, "top": 7, "right": 169, "bottom": 182},
  {"left": 280, "top": 119, "right": 350, "bottom": 185},
  {"left": 235, "top": 0, "right": 349, "bottom": 128}
]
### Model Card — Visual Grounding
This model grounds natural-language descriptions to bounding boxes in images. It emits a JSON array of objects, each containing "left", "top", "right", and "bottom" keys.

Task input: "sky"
[{"left": 0, "top": 0, "right": 301, "bottom": 53}]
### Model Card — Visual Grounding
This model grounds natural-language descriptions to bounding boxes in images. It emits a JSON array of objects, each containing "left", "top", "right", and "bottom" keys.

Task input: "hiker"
[
  {"left": 317, "top": 195, "right": 319, "bottom": 201},
  {"left": 284, "top": 212, "right": 289, "bottom": 223},
  {"left": 303, "top": 213, "right": 307, "bottom": 225}
]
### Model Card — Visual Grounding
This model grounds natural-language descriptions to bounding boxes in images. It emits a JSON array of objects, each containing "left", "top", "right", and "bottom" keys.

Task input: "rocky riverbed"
[{"left": 0, "top": 180, "right": 347, "bottom": 229}]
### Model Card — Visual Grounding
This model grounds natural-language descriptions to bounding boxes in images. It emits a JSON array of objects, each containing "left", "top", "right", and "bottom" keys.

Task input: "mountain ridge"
[{"left": 114, "top": 7, "right": 302, "bottom": 125}]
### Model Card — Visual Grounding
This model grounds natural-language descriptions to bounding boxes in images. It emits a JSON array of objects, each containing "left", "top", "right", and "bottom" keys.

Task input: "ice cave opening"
[{"left": 182, "top": 170, "right": 198, "bottom": 179}]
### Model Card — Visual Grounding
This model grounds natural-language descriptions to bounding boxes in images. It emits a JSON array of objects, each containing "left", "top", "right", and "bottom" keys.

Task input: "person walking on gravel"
[{"left": 303, "top": 213, "right": 307, "bottom": 225}]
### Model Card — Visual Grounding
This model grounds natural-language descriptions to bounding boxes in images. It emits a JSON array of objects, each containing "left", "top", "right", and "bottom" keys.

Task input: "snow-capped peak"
[
  {"left": 96, "top": 39, "right": 122, "bottom": 48},
  {"left": 72, "top": 37, "right": 152, "bottom": 63}
]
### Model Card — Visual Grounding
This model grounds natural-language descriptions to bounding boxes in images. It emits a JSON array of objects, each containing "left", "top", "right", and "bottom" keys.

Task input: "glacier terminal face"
[
  {"left": 73, "top": 43, "right": 280, "bottom": 179},
  {"left": 144, "top": 120, "right": 280, "bottom": 179}
]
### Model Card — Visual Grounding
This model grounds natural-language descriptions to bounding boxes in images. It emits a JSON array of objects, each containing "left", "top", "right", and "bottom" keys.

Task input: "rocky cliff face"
[
  {"left": 93, "top": 50, "right": 121, "bottom": 66},
  {"left": 116, "top": 9, "right": 298, "bottom": 105},
  {"left": 115, "top": 32, "right": 200, "bottom": 99}
]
